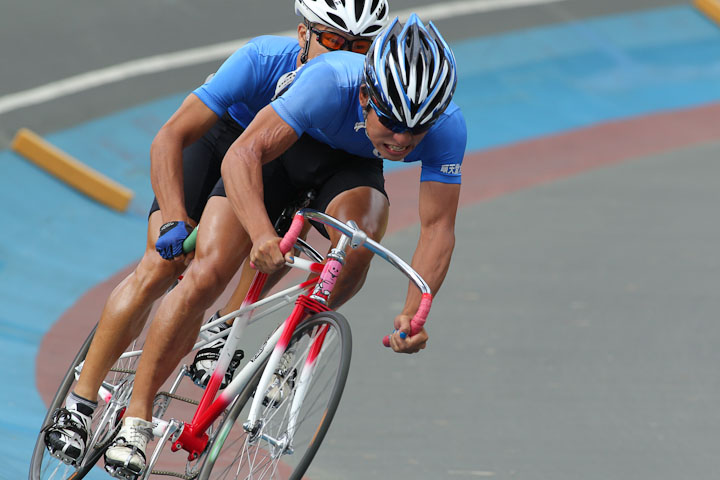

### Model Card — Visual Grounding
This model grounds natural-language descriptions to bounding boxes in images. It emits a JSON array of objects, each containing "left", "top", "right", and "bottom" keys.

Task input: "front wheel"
[{"left": 198, "top": 311, "right": 352, "bottom": 480}]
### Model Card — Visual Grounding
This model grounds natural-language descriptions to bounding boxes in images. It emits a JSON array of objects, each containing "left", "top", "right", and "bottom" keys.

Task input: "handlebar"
[
  {"left": 182, "top": 228, "right": 197, "bottom": 254},
  {"left": 180, "top": 210, "right": 432, "bottom": 347},
  {"left": 293, "top": 209, "right": 432, "bottom": 347},
  {"left": 279, "top": 213, "right": 305, "bottom": 254},
  {"left": 182, "top": 217, "right": 304, "bottom": 257},
  {"left": 382, "top": 292, "right": 432, "bottom": 348}
]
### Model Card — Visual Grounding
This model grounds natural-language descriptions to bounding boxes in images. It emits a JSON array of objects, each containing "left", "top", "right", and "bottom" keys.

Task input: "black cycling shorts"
[
  {"left": 149, "top": 113, "right": 244, "bottom": 222},
  {"left": 210, "top": 130, "right": 387, "bottom": 239}
]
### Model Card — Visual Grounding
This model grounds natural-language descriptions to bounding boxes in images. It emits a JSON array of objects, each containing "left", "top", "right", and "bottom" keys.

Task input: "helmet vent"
[
  {"left": 385, "top": 67, "right": 404, "bottom": 117},
  {"left": 327, "top": 12, "right": 348, "bottom": 30},
  {"left": 354, "top": 0, "right": 364, "bottom": 21},
  {"left": 377, "top": 2, "right": 387, "bottom": 20},
  {"left": 324, "top": 0, "right": 334, "bottom": 8}
]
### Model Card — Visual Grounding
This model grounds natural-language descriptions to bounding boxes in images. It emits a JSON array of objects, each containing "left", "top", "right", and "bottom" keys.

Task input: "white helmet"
[{"left": 295, "top": 0, "right": 389, "bottom": 37}]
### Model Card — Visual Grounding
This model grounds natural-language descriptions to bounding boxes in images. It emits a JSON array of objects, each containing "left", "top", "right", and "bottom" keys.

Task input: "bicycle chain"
[
  {"left": 155, "top": 391, "right": 199, "bottom": 405},
  {"left": 108, "top": 367, "right": 135, "bottom": 374},
  {"left": 150, "top": 470, "right": 197, "bottom": 479}
]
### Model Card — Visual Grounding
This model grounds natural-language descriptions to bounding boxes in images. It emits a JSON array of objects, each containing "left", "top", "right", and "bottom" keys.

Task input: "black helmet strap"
[{"left": 300, "top": 19, "right": 312, "bottom": 64}]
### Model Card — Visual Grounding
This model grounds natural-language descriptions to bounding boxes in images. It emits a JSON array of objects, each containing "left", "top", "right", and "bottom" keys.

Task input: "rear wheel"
[
  {"left": 29, "top": 325, "right": 142, "bottom": 480},
  {"left": 198, "top": 311, "right": 352, "bottom": 480}
]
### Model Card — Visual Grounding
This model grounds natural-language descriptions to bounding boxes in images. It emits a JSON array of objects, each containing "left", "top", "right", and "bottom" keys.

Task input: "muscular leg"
[
  {"left": 124, "top": 196, "right": 252, "bottom": 421},
  {"left": 323, "top": 186, "right": 389, "bottom": 308},
  {"left": 73, "top": 211, "right": 189, "bottom": 401}
]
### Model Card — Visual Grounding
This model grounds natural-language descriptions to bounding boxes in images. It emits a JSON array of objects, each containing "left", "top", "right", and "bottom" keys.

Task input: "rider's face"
[
  {"left": 297, "top": 23, "right": 371, "bottom": 64},
  {"left": 359, "top": 91, "right": 429, "bottom": 161}
]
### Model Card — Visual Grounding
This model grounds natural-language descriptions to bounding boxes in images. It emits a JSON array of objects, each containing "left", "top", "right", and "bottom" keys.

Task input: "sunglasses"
[
  {"left": 308, "top": 26, "right": 372, "bottom": 54},
  {"left": 368, "top": 99, "right": 434, "bottom": 135}
]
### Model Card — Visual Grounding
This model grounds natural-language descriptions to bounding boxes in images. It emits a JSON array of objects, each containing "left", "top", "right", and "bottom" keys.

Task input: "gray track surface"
[
  {"left": 330, "top": 141, "right": 720, "bottom": 479},
  {"left": 5, "top": 0, "right": 720, "bottom": 479}
]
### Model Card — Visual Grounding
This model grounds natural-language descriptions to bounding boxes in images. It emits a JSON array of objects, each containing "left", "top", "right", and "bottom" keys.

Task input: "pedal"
[
  {"left": 45, "top": 446, "right": 80, "bottom": 466},
  {"left": 104, "top": 463, "right": 141, "bottom": 480},
  {"left": 42, "top": 407, "right": 90, "bottom": 467}
]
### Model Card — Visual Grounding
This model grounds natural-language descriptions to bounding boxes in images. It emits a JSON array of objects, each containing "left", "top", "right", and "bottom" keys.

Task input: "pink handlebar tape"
[
  {"left": 382, "top": 293, "right": 432, "bottom": 347},
  {"left": 250, "top": 214, "right": 304, "bottom": 270},
  {"left": 279, "top": 214, "right": 305, "bottom": 254}
]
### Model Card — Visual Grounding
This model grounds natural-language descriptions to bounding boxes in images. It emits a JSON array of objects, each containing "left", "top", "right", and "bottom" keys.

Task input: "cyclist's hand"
[
  {"left": 388, "top": 313, "right": 428, "bottom": 354},
  {"left": 250, "top": 235, "right": 293, "bottom": 273},
  {"left": 156, "top": 221, "right": 193, "bottom": 260}
]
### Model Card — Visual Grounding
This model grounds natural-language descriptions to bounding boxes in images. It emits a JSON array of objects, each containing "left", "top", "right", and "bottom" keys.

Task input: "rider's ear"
[{"left": 359, "top": 85, "right": 370, "bottom": 110}]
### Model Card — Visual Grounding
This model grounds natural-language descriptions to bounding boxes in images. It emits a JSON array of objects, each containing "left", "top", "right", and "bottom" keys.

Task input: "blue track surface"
[{"left": 2, "top": 5, "right": 720, "bottom": 476}]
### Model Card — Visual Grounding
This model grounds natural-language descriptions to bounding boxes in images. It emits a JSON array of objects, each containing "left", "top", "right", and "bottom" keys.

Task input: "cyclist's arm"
[
  {"left": 390, "top": 180, "right": 460, "bottom": 352},
  {"left": 150, "top": 94, "right": 219, "bottom": 223},
  {"left": 221, "top": 104, "right": 299, "bottom": 270}
]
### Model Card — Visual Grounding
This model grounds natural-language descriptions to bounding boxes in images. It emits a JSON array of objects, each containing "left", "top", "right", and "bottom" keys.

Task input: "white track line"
[{"left": 0, "top": 0, "right": 565, "bottom": 115}]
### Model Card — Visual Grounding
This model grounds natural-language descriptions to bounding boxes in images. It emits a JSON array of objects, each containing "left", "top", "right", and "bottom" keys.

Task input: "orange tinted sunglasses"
[{"left": 309, "top": 26, "right": 372, "bottom": 54}]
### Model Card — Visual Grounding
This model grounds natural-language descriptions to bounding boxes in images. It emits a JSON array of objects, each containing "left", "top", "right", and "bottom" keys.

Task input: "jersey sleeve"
[
  {"left": 418, "top": 110, "right": 467, "bottom": 184},
  {"left": 270, "top": 61, "right": 341, "bottom": 137},
  {"left": 192, "top": 43, "right": 261, "bottom": 117}
]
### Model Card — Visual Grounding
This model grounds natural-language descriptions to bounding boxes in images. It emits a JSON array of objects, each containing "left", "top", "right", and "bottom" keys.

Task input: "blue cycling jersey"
[
  {"left": 193, "top": 36, "right": 300, "bottom": 128},
  {"left": 271, "top": 51, "right": 467, "bottom": 184}
]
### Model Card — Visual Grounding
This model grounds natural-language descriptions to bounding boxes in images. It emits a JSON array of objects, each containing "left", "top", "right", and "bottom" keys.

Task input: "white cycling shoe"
[{"left": 104, "top": 417, "right": 153, "bottom": 479}]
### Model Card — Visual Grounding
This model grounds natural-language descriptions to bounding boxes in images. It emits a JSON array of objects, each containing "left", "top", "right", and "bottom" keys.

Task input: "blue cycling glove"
[{"left": 155, "top": 221, "right": 193, "bottom": 260}]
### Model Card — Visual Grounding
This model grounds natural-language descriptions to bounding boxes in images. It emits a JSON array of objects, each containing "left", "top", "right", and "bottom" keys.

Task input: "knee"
[
  {"left": 184, "top": 256, "right": 235, "bottom": 301},
  {"left": 326, "top": 188, "right": 389, "bottom": 242},
  {"left": 134, "top": 250, "right": 184, "bottom": 293},
  {"left": 354, "top": 213, "right": 387, "bottom": 242}
]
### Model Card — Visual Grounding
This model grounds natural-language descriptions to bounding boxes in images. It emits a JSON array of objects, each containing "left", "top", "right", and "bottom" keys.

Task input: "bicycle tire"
[
  {"left": 197, "top": 311, "right": 352, "bottom": 480},
  {"left": 29, "top": 323, "right": 142, "bottom": 480}
]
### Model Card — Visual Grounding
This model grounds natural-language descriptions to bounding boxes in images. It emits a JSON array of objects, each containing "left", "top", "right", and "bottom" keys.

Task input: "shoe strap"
[{"left": 45, "top": 408, "right": 89, "bottom": 443}]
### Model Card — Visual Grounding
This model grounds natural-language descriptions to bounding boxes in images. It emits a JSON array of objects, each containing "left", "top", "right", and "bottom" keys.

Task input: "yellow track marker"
[
  {"left": 11, "top": 128, "right": 134, "bottom": 212},
  {"left": 696, "top": 0, "right": 720, "bottom": 25}
]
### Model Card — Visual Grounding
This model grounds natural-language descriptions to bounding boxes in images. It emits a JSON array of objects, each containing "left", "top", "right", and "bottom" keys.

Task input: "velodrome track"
[{"left": 2, "top": 0, "right": 720, "bottom": 478}]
